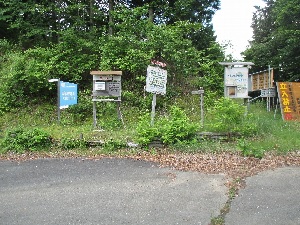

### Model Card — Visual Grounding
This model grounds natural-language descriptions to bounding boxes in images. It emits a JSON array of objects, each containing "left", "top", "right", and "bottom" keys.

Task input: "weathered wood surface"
[{"left": 90, "top": 71, "right": 122, "bottom": 75}]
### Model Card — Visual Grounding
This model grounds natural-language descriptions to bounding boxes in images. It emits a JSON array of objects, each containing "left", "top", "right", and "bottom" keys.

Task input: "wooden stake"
[{"left": 151, "top": 94, "right": 156, "bottom": 126}]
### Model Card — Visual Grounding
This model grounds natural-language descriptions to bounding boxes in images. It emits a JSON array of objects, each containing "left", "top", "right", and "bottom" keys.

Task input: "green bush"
[
  {"left": 136, "top": 113, "right": 161, "bottom": 146},
  {"left": 1, "top": 127, "right": 52, "bottom": 153},
  {"left": 136, "top": 106, "right": 198, "bottom": 146},
  {"left": 207, "top": 97, "right": 258, "bottom": 135},
  {"left": 159, "top": 106, "right": 198, "bottom": 144}
]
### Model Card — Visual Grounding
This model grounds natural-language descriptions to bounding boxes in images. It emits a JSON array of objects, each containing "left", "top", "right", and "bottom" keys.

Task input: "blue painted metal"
[{"left": 59, "top": 81, "right": 78, "bottom": 108}]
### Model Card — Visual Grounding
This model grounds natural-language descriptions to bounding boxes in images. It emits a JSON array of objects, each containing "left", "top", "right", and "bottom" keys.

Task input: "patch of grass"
[
  {"left": 242, "top": 102, "right": 300, "bottom": 154},
  {"left": 210, "top": 216, "right": 224, "bottom": 225}
]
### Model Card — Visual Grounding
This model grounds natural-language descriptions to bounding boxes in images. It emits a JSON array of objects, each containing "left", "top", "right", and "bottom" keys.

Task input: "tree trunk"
[
  {"left": 149, "top": 6, "right": 154, "bottom": 23},
  {"left": 51, "top": 1, "right": 60, "bottom": 43},
  {"left": 89, "top": 0, "right": 94, "bottom": 30},
  {"left": 109, "top": 0, "right": 114, "bottom": 35}
]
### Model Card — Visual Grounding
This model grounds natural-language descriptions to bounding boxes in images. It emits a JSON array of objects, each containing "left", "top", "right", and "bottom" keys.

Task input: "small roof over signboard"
[
  {"left": 219, "top": 62, "right": 254, "bottom": 66},
  {"left": 90, "top": 71, "right": 122, "bottom": 75}
]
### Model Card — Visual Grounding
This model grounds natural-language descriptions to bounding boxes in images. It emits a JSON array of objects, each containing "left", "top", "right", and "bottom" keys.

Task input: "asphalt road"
[
  {"left": 2, "top": 158, "right": 300, "bottom": 225},
  {"left": 225, "top": 167, "right": 300, "bottom": 225},
  {"left": 0, "top": 158, "right": 227, "bottom": 225}
]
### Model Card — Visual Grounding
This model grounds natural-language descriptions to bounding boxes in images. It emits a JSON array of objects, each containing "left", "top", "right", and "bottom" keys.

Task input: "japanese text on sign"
[
  {"left": 60, "top": 81, "right": 78, "bottom": 109},
  {"left": 277, "top": 82, "right": 300, "bottom": 121},
  {"left": 146, "top": 66, "right": 167, "bottom": 95},
  {"left": 224, "top": 67, "right": 249, "bottom": 98}
]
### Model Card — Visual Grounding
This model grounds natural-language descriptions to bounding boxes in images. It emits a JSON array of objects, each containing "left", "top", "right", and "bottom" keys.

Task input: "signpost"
[
  {"left": 59, "top": 81, "right": 78, "bottom": 109},
  {"left": 191, "top": 88, "right": 204, "bottom": 127},
  {"left": 146, "top": 65, "right": 167, "bottom": 126},
  {"left": 219, "top": 62, "right": 254, "bottom": 99},
  {"left": 277, "top": 82, "right": 300, "bottom": 121},
  {"left": 224, "top": 67, "right": 249, "bottom": 98},
  {"left": 90, "top": 71, "right": 122, "bottom": 128},
  {"left": 48, "top": 78, "right": 78, "bottom": 122}
]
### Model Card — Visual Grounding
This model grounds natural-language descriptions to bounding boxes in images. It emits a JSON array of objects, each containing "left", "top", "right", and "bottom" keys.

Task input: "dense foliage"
[
  {"left": 0, "top": 0, "right": 225, "bottom": 113},
  {"left": 243, "top": 0, "right": 300, "bottom": 81}
]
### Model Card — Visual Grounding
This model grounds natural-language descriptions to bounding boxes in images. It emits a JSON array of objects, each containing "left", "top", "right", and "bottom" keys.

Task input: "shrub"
[
  {"left": 159, "top": 106, "right": 198, "bottom": 144},
  {"left": 136, "top": 106, "right": 198, "bottom": 146},
  {"left": 136, "top": 113, "right": 161, "bottom": 146},
  {"left": 207, "top": 97, "right": 258, "bottom": 135},
  {"left": 1, "top": 127, "right": 52, "bottom": 153}
]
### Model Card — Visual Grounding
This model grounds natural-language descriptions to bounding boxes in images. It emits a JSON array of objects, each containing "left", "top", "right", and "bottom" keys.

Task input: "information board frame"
[
  {"left": 146, "top": 65, "right": 167, "bottom": 95},
  {"left": 224, "top": 67, "right": 249, "bottom": 98},
  {"left": 59, "top": 81, "right": 78, "bottom": 109}
]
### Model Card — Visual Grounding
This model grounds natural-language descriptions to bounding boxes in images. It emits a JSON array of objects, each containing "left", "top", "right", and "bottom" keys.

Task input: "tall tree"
[
  {"left": 127, "top": 0, "right": 220, "bottom": 51},
  {"left": 243, "top": 0, "right": 300, "bottom": 81}
]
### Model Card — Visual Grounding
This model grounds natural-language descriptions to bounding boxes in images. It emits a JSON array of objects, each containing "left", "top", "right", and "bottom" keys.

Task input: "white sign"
[
  {"left": 191, "top": 90, "right": 204, "bottom": 95},
  {"left": 261, "top": 88, "right": 276, "bottom": 97},
  {"left": 146, "top": 66, "right": 167, "bottom": 95},
  {"left": 224, "top": 67, "right": 249, "bottom": 98},
  {"left": 95, "top": 82, "right": 106, "bottom": 91}
]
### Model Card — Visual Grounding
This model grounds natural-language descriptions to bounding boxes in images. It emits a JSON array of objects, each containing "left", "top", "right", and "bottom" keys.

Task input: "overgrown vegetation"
[
  {"left": 206, "top": 97, "right": 258, "bottom": 135},
  {"left": 136, "top": 106, "right": 198, "bottom": 147},
  {"left": 1, "top": 95, "right": 300, "bottom": 158}
]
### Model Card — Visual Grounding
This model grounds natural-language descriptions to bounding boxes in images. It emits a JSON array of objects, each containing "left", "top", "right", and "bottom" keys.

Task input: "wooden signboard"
[
  {"left": 251, "top": 69, "right": 274, "bottom": 91},
  {"left": 277, "top": 82, "right": 300, "bottom": 121},
  {"left": 90, "top": 71, "right": 123, "bottom": 128}
]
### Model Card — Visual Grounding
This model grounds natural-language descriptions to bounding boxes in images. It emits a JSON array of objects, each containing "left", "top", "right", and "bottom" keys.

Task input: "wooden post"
[
  {"left": 117, "top": 97, "right": 124, "bottom": 126},
  {"left": 151, "top": 94, "right": 156, "bottom": 126},
  {"left": 200, "top": 91, "right": 204, "bottom": 127},
  {"left": 57, "top": 78, "right": 61, "bottom": 123},
  {"left": 267, "top": 65, "right": 271, "bottom": 112},
  {"left": 192, "top": 89, "right": 205, "bottom": 126},
  {"left": 93, "top": 101, "right": 97, "bottom": 128}
]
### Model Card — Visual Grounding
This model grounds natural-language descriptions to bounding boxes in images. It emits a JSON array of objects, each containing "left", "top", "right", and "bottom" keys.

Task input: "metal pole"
[{"left": 57, "top": 78, "right": 61, "bottom": 123}]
